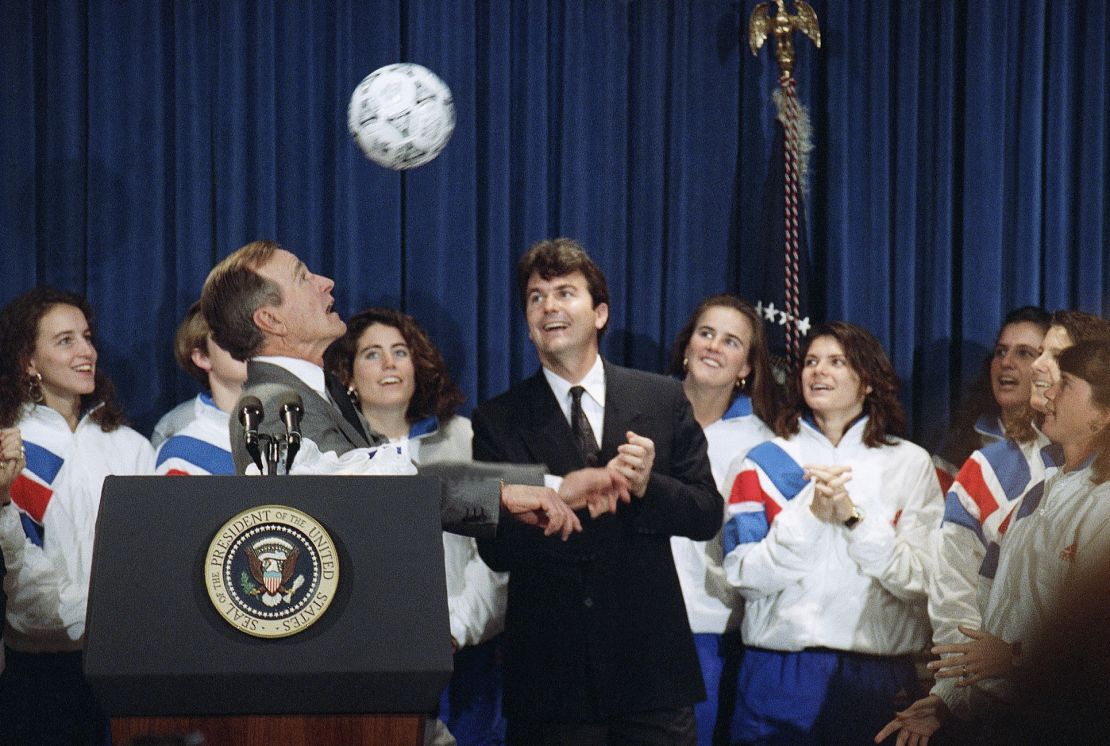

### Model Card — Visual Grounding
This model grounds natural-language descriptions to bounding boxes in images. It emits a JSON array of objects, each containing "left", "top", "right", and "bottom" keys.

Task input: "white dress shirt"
[{"left": 542, "top": 354, "right": 605, "bottom": 443}]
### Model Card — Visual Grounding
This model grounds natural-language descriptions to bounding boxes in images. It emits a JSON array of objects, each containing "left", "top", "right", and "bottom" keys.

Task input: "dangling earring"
[
  {"left": 682, "top": 357, "right": 689, "bottom": 372},
  {"left": 346, "top": 385, "right": 360, "bottom": 406},
  {"left": 28, "top": 372, "right": 44, "bottom": 403},
  {"left": 736, "top": 376, "right": 747, "bottom": 390}
]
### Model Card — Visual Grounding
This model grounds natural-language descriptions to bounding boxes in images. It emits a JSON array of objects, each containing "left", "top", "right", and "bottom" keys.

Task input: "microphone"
[
  {"left": 277, "top": 391, "right": 304, "bottom": 472},
  {"left": 237, "top": 395, "right": 265, "bottom": 474}
]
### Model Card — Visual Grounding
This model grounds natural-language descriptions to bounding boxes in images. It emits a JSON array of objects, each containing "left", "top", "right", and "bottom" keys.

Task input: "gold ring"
[{"left": 961, "top": 665, "right": 968, "bottom": 677}]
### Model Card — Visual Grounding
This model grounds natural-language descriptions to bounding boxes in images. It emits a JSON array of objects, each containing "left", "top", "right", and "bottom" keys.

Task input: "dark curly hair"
[
  {"left": 0, "top": 287, "right": 125, "bottom": 431},
  {"left": 667, "top": 294, "right": 779, "bottom": 425},
  {"left": 775, "top": 321, "right": 904, "bottom": 448},
  {"left": 324, "top": 308, "right": 464, "bottom": 424},
  {"left": 941, "top": 306, "right": 1051, "bottom": 466}
]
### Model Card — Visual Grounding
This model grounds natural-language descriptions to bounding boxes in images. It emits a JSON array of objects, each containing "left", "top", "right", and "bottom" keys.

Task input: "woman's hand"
[
  {"left": 874, "top": 694, "right": 948, "bottom": 745},
  {"left": 928, "top": 625, "right": 1017, "bottom": 686},
  {"left": 804, "top": 463, "right": 854, "bottom": 523},
  {"left": 0, "top": 427, "right": 26, "bottom": 501}
]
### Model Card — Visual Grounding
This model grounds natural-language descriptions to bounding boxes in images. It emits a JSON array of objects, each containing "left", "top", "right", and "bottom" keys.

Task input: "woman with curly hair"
[
  {"left": 666, "top": 294, "right": 777, "bottom": 745},
  {"left": 326, "top": 307, "right": 507, "bottom": 745},
  {"left": 0, "top": 287, "right": 154, "bottom": 745},
  {"left": 933, "top": 306, "right": 1050, "bottom": 490},
  {"left": 721, "top": 322, "right": 943, "bottom": 744}
]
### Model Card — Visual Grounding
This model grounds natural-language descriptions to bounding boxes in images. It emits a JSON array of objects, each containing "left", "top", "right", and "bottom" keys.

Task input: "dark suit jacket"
[
  {"left": 230, "top": 361, "right": 543, "bottom": 537},
  {"left": 474, "top": 360, "right": 721, "bottom": 723}
]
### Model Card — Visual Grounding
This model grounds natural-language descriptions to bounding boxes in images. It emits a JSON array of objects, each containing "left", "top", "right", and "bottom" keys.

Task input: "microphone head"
[
  {"left": 236, "top": 395, "right": 264, "bottom": 426},
  {"left": 276, "top": 390, "right": 305, "bottom": 416}
]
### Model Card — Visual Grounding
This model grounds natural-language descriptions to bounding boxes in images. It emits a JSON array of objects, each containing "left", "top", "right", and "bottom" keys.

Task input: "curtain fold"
[{"left": 1, "top": 0, "right": 1106, "bottom": 447}]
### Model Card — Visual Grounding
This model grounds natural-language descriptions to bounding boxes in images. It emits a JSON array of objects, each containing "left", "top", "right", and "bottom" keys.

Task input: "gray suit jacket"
[{"left": 230, "top": 361, "right": 543, "bottom": 537}]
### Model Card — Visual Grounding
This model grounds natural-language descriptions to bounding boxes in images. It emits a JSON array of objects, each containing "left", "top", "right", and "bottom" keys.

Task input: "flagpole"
[{"left": 748, "top": 0, "right": 820, "bottom": 367}]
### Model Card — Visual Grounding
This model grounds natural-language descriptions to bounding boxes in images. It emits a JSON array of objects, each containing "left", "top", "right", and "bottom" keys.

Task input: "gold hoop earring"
[
  {"left": 28, "top": 373, "right": 44, "bottom": 403},
  {"left": 682, "top": 357, "right": 689, "bottom": 373}
]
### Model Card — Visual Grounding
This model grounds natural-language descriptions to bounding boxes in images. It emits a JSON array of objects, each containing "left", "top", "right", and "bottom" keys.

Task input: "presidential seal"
[{"left": 204, "top": 505, "right": 339, "bottom": 639}]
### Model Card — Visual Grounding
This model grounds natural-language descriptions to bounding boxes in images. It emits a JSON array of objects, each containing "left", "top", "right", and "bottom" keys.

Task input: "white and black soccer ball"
[{"left": 347, "top": 63, "right": 456, "bottom": 170}]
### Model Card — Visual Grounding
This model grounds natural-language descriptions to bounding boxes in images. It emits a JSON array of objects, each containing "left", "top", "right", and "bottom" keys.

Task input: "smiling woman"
[
  {"left": 720, "top": 321, "right": 943, "bottom": 744},
  {"left": 892, "top": 340, "right": 1110, "bottom": 743},
  {"left": 0, "top": 287, "right": 154, "bottom": 745},
  {"left": 324, "top": 307, "right": 508, "bottom": 744},
  {"left": 665, "top": 294, "right": 777, "bottom": 744},
  {"left": 936, "top": 306, "right": 1051, "bottom": 483}
]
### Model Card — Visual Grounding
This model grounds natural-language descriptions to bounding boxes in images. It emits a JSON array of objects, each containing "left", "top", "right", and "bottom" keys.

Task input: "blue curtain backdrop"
[{"left": 1, "top": 0, "right": 1107, "bottom": 447}]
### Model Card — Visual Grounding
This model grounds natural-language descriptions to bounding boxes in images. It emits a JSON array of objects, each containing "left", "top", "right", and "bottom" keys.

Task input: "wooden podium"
[
  {"left": 110, "top": 713, "right": 422, "bottom": 745},
  {"left": 84, "top": 476, "right": 452, "bottom": 745}
]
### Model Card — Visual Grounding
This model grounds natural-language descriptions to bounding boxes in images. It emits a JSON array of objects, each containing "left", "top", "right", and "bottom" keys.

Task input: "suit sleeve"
[
  {"left": 630, "top": 383, "right": 722, "bottom": 541},
  {"left": 421, "top": 460, "right": 543, "bottom": 538},
  {"left": 472, "top": 406, "right": 517, "bottom": 572}
]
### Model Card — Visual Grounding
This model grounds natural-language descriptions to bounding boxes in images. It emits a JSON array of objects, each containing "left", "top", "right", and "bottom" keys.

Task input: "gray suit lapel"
[{"left": 247, "top": 361, "right": 369, "bottom": 449}]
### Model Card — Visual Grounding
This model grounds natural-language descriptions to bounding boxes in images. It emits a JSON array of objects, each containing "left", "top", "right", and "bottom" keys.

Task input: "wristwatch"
[{"left": 843, "top": 506, "right": 864, "bottom": 529}]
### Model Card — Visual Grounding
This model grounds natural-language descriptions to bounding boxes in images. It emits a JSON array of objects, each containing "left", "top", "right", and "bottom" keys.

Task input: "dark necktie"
[
  {"left": 569, "top": 385, "right": 600, "bottom": 467},
  {"left": 324, "top": 372, "right": 375, "bottom": 446}
]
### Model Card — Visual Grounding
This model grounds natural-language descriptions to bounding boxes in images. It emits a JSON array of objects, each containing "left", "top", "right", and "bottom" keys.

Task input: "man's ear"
[
  {"left": 253, "top": 306, "right": 286, "bottom": 337},
  {"left": 190, "top": 347, "right": 213, "bottom": 374},
  {"left": 593, "top": 302, "right": 609, "bottom": 331}
]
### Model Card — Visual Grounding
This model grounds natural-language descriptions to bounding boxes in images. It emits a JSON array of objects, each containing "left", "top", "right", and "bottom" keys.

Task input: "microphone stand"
[{"left": 256, "top": 433, "right": 295, "bottom": 476}]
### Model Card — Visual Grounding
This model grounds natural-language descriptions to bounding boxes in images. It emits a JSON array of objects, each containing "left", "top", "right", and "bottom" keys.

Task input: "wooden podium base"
[{"left": 111, "top": 714, "right": 424, "bottom": 745}]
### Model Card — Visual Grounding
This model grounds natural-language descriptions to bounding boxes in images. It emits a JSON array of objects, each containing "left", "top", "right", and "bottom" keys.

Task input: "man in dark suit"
[
  {"left": 200, "top": 240, "right": 621, "bottom": 538},
  {"left": 474, "top": 238, "right": 722, "bottom": 744}
]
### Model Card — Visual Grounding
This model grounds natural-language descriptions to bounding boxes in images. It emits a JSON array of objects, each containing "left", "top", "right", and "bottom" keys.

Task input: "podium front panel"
[{"left": 84, "top": 475, "right": 452, "bottom": 716}]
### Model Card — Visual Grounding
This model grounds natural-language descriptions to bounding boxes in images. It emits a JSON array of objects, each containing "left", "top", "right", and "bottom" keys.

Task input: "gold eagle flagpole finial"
[
  {"left": 746, "top": 0, "right": 821, "bottom": 366},
  {"left": 748, "top": 0, "right": 821, "bottom": 79}
]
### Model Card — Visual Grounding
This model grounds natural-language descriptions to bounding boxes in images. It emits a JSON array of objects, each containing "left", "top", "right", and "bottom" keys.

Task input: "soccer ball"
[{"left": 347, "top": 63, "right": 456, "bottom": 170}]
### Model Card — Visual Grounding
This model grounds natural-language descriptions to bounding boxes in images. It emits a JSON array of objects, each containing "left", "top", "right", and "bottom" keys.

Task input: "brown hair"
[
  {"left": 1058, "top": 341, "right": 1110, "bottom": 484},
  {"left": 667, "top": 294, "right": 779, "bottom": 425},
  {"left": 173, "top": 301, "right": 211, "bottom": 388},
  {"left": 775, "top": 321, "right": 905, "bottom": 448},
  {"left": 516, "top": 238, "right": 609, "bottom": 334},
  {"left": 1051, "top": 309, "right": 1110, "bottom": 347},
  {"left": 324, "top": 308, "right": 465, "bottom": 423},
  {"left": 200, "top": 240, "right": 283, "bottom": 361},
  {"left": 0, "top": 287, "right": 126, "bottom": 431},
  {"left": 941, "top": 306, "right": 1050, "bottom": 464}
]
